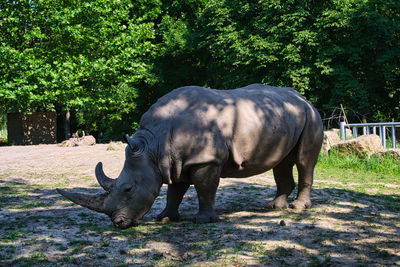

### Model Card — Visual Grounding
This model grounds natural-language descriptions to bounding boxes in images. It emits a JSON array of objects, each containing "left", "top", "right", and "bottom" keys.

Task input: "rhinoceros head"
[{"left": 57, "top": 135, "right": 162, "bottom": 229}]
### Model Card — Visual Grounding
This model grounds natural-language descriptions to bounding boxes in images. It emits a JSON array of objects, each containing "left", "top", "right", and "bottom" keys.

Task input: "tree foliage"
[
  {"left": 1, "top": 0, "right": 399, "bottom": 140},
  {"left": 170, "top": 0, "right": 400, "bottom": 120},
  {"left": 0, "top": 0, "right": 161, "bottom": 139}
]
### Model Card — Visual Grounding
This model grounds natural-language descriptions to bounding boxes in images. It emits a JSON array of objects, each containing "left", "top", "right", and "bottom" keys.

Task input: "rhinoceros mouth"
[{"left": 112, "top": 216, "right": 138, "bottom": 229}]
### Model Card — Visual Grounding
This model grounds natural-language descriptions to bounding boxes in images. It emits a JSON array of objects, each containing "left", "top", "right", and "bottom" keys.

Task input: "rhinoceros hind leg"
[
  {"left": 267, "top": 152, "right": 295, "bottom": 210},
  {"left": 191, "top": 163, "right": 221, "bottom": 223},
  {"left": 156, "top": 182, "right": 190, "bottom": 222},
  {"left": 290, "top": 164, "right": 314, "bottom": 210},
  {"left": 291, "top": 113, "right": 323, "bottom": 210}
]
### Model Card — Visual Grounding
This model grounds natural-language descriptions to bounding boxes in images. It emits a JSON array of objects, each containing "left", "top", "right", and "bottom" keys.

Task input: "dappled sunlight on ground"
[{"left": 0, "top": 145, "right": 399, "bottom": 266}]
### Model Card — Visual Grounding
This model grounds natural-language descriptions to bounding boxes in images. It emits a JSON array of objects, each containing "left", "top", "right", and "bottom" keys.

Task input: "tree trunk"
[{"left": 65, "top": 109, "right": 71, "bottom": 140}]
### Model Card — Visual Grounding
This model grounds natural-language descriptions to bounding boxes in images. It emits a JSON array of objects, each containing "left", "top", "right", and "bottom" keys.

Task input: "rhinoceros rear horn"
[
  {"left": 57, "top": 188, "right": 109, "bottom": 214},
  {"left": 95, "top": 162, "right": 115, "bottom": 192}
]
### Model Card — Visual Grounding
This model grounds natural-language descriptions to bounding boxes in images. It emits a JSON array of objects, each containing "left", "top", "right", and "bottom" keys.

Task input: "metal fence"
[{"left": 339, "top": 121, "right": 400, "bottom": 149}]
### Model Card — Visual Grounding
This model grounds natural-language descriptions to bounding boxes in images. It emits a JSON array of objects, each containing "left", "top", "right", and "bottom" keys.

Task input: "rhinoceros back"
[{"left": 140, "top": 84, "right": 321, "bottom": 181}]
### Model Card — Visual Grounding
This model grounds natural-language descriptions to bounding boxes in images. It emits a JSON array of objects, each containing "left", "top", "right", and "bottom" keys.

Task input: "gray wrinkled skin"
[{"left": 58, "top": 84, "right": 324, "bottom": 229}]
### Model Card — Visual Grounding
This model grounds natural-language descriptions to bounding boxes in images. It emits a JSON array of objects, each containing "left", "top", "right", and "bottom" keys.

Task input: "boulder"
[
  {"left": 76, "top": 135, "right": 96, "bottom": 146},
  {"left": 322, "top": 131, "right": 341, "bottom": 153},
  {"left": 332, "top": 134, "right": 384, "bottom": 157},
  {"left": 58, "top": 139, "right": 77, "bottom": 147},
  {"left": 57, "top": 135, "right": 96, "bottom": 147},
  {"left": 331, "top": 128, "right": 353, "bottom": 138},
  {"left": 374, "top": 149, "right": 400, "bottom": 160}
]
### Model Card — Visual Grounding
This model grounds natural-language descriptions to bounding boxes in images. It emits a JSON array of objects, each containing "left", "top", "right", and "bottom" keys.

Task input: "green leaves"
[
  {"left": 182, "top": 0, "right": 400, "bottom": 120},
  {"left": 1, "top": 0, "right": 399, "bottom": 140},
  {"left": 0, "top": 0, "right": 161, "bottom": 138}
]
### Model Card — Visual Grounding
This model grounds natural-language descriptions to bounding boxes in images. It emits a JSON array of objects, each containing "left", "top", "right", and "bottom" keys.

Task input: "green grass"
[
  {"left": 0, "top": 245, "right": 16, "bottom": 260},
  {"left": 317, "top": 148, "right": 400, "bottom": 177},
  {"left": 386, "top": 137, "right": 400, "bottom": 149},
  {"left": 314, "top": 150, "right": 400, "bottom": 214},
  {"left": 309, "top": 254, "right": 332, "bottom": 267},
  {"left": 7, "top": 200, "right": 52, "bottom": 210},
  {"left": 13, "top": 251, "right": 48, "bottom": 266}
]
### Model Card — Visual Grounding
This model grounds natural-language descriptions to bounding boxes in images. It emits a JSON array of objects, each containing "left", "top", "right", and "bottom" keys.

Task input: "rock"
[
  {"left": 332, "top": 134, "right": 384, "bottom": 157},
  {"left": 374, "top": 149, "right": 400, "bottom": 160},
  {"left": 331, "top": 128, "right": 352, "bottom": 138},
  {"left": 107, "top": 141, "right": 126, "bottom": 151},
  {"left": 322, "top": 131, "right": 341, "bottom": 153},
  {"left": 57, "top": 135, "right": 96, "bottom": 147},
  {"left": 58, "top": 139, "right": 77, "bottom": 147},
  {"left": 279, "top": 220, "right": 286, "bottom": 226},
  {"left": 76, "top": 135, "right": 96, "bottom": 146}
]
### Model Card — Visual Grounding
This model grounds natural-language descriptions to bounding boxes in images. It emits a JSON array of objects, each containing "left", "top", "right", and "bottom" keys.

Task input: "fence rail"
[{"left": 340, "top": 121, "right": 400, "bottom": 149}]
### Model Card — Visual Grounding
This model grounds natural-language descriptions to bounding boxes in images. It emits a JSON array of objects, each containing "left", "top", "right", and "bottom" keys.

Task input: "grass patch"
[
  {"left": 309, "top": 253, "right": 332, "bottom": 267},
  {"left": 317, "top": 149, "right": 400, "bottom": 177},
  {"left": 0, "top": 245, "right": 16, "bottom": 260},
  {"left": 7, "top": 201, "right": 52, "bottom": 210},
  {"left": 1, "top": 230, "right": 29, "bottom": 243},
  {"left": 13, "top": 251, "right": 48, "bottom": 266},
  {"left": 0, "top": 181, "right": 58, "bottom": 210}
]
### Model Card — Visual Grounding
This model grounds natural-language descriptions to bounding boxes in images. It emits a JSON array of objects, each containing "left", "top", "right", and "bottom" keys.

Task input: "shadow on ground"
[{"left": 0, "top": 179, "right": 399, "bottom": 266}]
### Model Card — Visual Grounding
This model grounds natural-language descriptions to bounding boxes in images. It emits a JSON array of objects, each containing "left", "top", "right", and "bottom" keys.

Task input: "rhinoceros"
[{"left": 57, "top": 84, "right": 323, "bottom": 229}]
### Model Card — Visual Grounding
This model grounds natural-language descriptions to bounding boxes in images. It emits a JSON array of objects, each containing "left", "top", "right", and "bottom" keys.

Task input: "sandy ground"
[{"left": 0, "top": 144, "right": 399, "bottom": 266}]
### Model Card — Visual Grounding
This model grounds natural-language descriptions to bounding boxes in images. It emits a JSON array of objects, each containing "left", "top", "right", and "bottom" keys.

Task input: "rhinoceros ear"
[
  {"left": 122, "top": 132, "right": 129, "bottom": 144},
  {"left": 122, "top": 134, "right": 143, "bottom": 154}
]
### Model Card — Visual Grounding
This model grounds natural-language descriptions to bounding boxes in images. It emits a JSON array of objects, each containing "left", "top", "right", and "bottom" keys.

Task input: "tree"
[
  {"left": 1, "top": 0, "right": 399, "bottom": 141},
  {"left": 0, "top": 0, "right": 161, "bottom": 140},
  {"left": 181, "top": 0, "right": 400, "bottom": 122}
]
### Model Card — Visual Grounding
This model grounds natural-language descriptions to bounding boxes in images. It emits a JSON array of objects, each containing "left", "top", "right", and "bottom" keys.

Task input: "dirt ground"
[{"left": 0, "top": 144, "right": 399, "bottom": 266}]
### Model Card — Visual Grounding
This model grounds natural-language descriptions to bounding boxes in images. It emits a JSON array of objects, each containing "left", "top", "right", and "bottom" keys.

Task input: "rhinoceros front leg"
[
  {"left": 190, "top": 163, "right": 221, "bottom": 223},
  {"left": 157, "top": 182, "right": 190, "bottom": 221}
]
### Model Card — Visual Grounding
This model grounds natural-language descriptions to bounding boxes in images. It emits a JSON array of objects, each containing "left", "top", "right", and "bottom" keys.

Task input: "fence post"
[
  {"left": 382, "top": 126, "right": 386, "bottom": 148},
  {"left": 353, "top": 126, "right": 357, "bottom": 138},
  {"left": 340, "top": 121, "right": 346, "bottom": 141},
  {"left": 392, "top": 125, "right": 396, "bottom": 148}
]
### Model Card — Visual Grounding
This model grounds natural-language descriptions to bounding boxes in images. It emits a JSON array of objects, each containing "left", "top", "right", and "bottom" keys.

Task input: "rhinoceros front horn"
[
  {"left": 95, "top": 162, "right": 115, "bottom": 192},
  {"left": 56, "top": 188, "right": 109, "bottom": 214}
]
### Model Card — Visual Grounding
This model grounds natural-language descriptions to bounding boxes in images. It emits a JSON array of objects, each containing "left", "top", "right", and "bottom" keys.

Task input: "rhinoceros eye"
[{"left": 121, "top": 183, "right": 134, "bottom": 193}]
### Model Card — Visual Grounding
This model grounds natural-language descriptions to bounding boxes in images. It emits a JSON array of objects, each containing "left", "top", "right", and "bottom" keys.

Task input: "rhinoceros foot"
[
  {"left": 156, "top": 209, "right": 180, "bottom": 222},
  {"left": 266, "top": 197, "right": 289, "bottom": 210},
  {"left": 193, "top": 211, "right": 220, "bottom": 223},
  {"left": 289, "top": 199, "right": 312, "bottom": 209}
]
